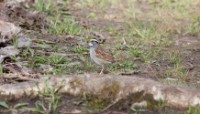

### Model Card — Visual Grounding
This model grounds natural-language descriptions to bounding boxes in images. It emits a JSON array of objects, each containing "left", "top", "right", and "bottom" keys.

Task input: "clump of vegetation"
[
  {"left": 109, "top": 60, "right": 138, "bottom": 73},
  {"left": 100, "top": 81, "right": 121, "bottom": 100},
  {"left": 49, "top": 17, "right": 84, "bottom": 35},
  {"left": 31, "top": 79, "right": 62, "bottom": 114},
  {"left": 0, "top": 101, "right": 28, "bottom": 114},
  {"left": 71, "top": 46, "right": 88, "bottom": 54},
  {"left": 35, "top": 0, "right": 54, "bottom": 12},
  {"left": 187, "top": 106, "right": 200, "bottom": 114},
  {"left": 187, "top": 16, "right": 200, "bottom": 36},
  {"left": 79, "top": 93, "right": 109, "bottom": 113}
]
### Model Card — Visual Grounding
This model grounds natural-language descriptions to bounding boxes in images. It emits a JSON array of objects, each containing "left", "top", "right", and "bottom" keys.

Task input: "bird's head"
[
  {"left": 89, "top": 37, "right": 106, "bottom": 47},
  {"left": 89, "top": 38, "right": 100, "bottom": 47}
]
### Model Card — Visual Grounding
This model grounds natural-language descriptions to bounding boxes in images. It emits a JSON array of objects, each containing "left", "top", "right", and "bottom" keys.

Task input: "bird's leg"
[{"left": 99, "top": 65, "right": 104, "bottom": 75}]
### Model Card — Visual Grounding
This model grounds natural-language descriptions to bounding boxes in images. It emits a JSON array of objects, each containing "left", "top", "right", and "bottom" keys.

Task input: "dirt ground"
[
  {"left": 0, "top": 0, "right": 200, "bottom": 114},
  {"left": 68, "top": 0, "right": 200, "bottom": 84}
]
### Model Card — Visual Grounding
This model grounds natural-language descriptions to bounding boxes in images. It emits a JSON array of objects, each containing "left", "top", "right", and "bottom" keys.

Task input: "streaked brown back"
[{"left": 95, "top": 46, "right": 114, "bottom": 62}]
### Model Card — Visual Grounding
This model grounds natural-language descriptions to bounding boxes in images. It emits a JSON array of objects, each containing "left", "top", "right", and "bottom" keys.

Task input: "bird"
[{"left": 89, "top": 38, "right": 114, "bottom": 75}]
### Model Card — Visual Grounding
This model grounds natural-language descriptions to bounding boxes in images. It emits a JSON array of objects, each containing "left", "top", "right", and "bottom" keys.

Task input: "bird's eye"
[{"left": 95, "top": 41, "right": 99, "bottom": 43}]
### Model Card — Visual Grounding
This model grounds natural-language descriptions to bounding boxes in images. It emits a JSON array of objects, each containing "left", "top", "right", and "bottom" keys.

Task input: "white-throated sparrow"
[{"left": 89, "top": 38, "right": 114, "bottom": 74}]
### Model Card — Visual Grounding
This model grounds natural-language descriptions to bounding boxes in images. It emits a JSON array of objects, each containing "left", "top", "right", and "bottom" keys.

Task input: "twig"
[
  {"left": 36, "top": 50, "right": 89, "bottom": 56},
  {"left": 2, "top": 73, "right": 39, "bottom": 81},
  {"left": 102, "top": 98, "right": 121, "bottom": 112},
  {"left": 32, "top": 39, "right": 57, "bottom": 44}
]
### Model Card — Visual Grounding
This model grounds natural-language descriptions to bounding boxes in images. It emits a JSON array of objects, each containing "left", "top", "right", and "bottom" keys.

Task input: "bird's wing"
[{"left": 95, "top": 46, "right": 114, "bottom": 62}]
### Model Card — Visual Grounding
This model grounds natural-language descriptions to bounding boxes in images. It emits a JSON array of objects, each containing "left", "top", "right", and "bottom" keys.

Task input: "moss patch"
[
  {"left": 99, "top": 81, "right": 121, "bottom": 101},
  {"left": 69, "top": 78, "right": 83, "bottom": 90}
]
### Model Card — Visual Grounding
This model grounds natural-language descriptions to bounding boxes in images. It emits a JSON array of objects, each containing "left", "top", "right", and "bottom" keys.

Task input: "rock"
[
  {"left": 17, "top": 35, "right": 32, "bottom": 48},
  {"left": 131, "top": 101, "right": 147, "bottom": 109},
  {"left": 0, "top": 20, "right": 21, "bottom": 43},
  {"left": 0, "top": 46, "right": 19, "bottom": 56},
  {"left": 57, "top": 1, "right": 65, "bottom": 7},
  {"left": 5, "top": 0, "right": 31, "bottom": 6},
  {"left": 0, "top": 46, "right": 19, "bottom": 63}
]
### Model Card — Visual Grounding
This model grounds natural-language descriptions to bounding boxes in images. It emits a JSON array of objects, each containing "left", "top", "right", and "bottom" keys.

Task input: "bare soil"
[{"left": 0, "top": 0, "right": 200, "bottom": 113}]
